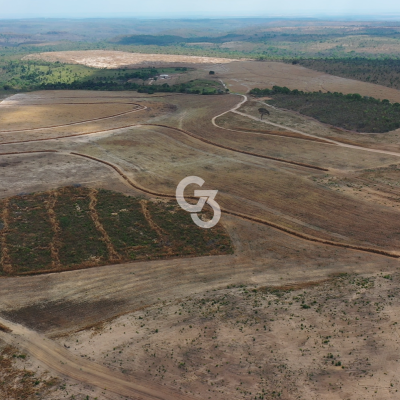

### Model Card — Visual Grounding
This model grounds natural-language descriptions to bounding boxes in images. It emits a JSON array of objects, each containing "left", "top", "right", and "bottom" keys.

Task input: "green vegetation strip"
[
  {"left": 251, "top": 85, "right": 400, "bottom": 133},
  {"left": 55, "top": 186, "right": 108, "bottom": 268},
  {"left": 146, "top": 201, "right": 233, "bottom": 257},
  {"left": 95, "top": 190, "right": 159, "bottom": 260},
  {"left": 0, "top": 186, "right": 232, "bottom": 275},
  {"left": 6, "top": 193, "right": 53, "bottom": 274}
]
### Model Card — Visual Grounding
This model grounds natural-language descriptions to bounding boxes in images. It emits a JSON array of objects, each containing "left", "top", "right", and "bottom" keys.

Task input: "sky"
[{"left": 1, "top": 0, "right": 400, "bottom": 19}]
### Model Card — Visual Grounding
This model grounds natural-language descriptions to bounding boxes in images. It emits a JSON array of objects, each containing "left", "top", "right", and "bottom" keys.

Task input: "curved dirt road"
[
  {"left": 0, "top": 316, "right": 195, "bottom": 400},
  {"left": 214, "top": 95, "right": 400, "bottom": 159}
]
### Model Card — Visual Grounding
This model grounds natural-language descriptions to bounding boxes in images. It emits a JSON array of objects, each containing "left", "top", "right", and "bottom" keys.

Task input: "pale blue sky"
[{"left": 0, "top": 0, "right": 400, "bottom": 18}]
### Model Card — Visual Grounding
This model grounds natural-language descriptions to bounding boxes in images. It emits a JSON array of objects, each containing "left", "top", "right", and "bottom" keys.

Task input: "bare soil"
[{"left": 23, "top": 50, "right": 238, "bottom": 68}]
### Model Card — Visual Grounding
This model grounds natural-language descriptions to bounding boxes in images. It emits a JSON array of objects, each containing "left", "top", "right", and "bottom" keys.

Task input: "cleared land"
[
  {"left": 212, "top": 61, "right": 400, "bottom": 102},
  {"left": 1, "top": 78, "right": 400, "bottom": 399},
  {"left": 23, "top": 50, "right": 238, "bottom": 68}
]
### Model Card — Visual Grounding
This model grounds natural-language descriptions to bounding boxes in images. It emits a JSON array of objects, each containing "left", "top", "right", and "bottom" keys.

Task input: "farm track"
[
  {"left": 213, "top": 123, "right": 332, "bottom": 144},
  {"left": 232, "top": 108, "right": 400, "bottom": 158},
  {"left": 140, "top": 199, "right": 166, "bottom": 237},
  {"left": 211, "top": 93, "right": 400, "bottom": 159},
  {"left": 0, "top": 316, "right": 196, "bottom": 400}
]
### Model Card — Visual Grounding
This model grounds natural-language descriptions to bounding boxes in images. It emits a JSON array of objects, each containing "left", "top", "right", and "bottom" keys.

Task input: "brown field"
[
  {"left": 213, "top": 61, "right": 400, "bottom": 101},
  {"left": 1, "top": 72, "right": 400, "bottom": 399}
]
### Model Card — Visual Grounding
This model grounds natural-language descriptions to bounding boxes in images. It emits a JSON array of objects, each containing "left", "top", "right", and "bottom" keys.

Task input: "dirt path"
[
  {"left": 0, "top": 316, "right": 195, "bottom": 400},
  {"left": 228, "top": 97, "right": 400, "bottom": 158}
]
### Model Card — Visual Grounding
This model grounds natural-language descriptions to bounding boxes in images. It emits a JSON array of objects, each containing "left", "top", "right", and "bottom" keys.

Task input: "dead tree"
[{"left": 258, "top": 107, "right": 270, "bottom": 120}]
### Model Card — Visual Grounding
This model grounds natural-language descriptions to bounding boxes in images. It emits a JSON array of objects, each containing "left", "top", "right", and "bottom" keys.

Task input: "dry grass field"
[
  {"left": 213, "top": 61, "right": 400, "bottom": 102},
  {"left": 1, "top": 61, "right": 400, "bottom": 399}
]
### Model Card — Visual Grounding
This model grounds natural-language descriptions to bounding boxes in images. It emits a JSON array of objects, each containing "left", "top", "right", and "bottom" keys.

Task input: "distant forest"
[
  {"left": 250, "top": 86, "right": 400, "bottom": 133},
  {"left": 290, "top": 58, "right": 400, "bottom": 90}
]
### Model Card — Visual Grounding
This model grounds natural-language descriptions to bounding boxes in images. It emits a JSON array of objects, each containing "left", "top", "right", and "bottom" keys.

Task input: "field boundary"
[
  {"left": 143, "top": 124, "right": 329, "bottom": 171},
  {"left": 212, "top": 121, "right": 332, "bottom": 144},
  {"left": 234, "top": 107, "right": 400, "bottom": 158}
]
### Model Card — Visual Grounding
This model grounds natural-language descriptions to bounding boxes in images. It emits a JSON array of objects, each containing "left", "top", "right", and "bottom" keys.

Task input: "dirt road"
[
  {"left": 0, "top": 316, "right": 195, "bottom": 400},
  {"left": 212, "top": 93, "right": 400, "bottom": 159}
]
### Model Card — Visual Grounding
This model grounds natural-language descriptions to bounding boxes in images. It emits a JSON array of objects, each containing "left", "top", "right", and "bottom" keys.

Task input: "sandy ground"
[
  {"left": 51, "top": 271, "right": 400, "bottom": 400},
  {"left": 23, "top": 50, "right": 238, "bottom": 68}
]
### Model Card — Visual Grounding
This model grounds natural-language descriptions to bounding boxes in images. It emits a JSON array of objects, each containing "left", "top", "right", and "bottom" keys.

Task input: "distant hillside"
[{"left": 112, "top": 34, "right": 249, "bottom": 46}]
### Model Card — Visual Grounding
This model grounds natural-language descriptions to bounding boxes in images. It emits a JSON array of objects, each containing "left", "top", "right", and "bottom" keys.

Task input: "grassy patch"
[
  {"left": 55, "top": 186, "right": 108, "bottom": 267},
  {"left": 0, "top": 187, "right": 232, "bottom": 275},
  {"left": 6, "top": 193, "right": 53, "bottom": 273},
  {"left": 95, "top": 190, "right": 159, "bottom": 260},
  {"left": 251, "top": 85, "right": 400, "bottom": 132}
]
